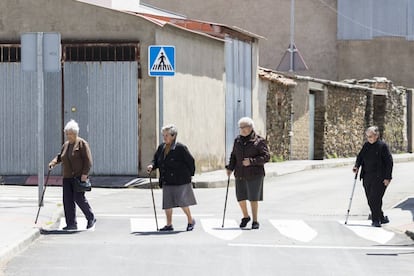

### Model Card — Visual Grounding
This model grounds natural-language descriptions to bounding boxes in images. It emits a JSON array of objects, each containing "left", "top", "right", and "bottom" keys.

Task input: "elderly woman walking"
[
  {"left": 353, "top": 126, "right": 393, "bottom": 227},
  {"left": 226, "top": 117, "right": 270, "bottom": 229},
  {"left": 147, "top": 124, "right": 197, "bottom": 231},
  {"left": 49, "top": 119, "right": 96, "bottom": 230}
]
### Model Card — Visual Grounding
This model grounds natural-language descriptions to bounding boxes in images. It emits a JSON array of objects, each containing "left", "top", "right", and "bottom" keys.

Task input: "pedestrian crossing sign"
[{"left": 148, "top": 45, "right": 175, "bottom": 76}]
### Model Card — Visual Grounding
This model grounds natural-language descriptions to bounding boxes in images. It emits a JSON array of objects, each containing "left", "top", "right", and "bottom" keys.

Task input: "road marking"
[
  {"left": 97, "top": 213, "right": 214, "bottom": 218},
  {"left": 269, "top": 219, "right": 318, "bottom": 242},
  {"left": 130, "top": 218, "right": 166, "bottom": 232},
  {"left": 201, "top": 219, "right": 243, "bottom": 241},
  {"left": 228, "top": 243, "right": 414, "bottom": 251},
  {"left": 340, "top": 220, "right": 395, "bottom": 244},
  {"left": 59, "top": 217, "right": 87, "bottom": 230}
]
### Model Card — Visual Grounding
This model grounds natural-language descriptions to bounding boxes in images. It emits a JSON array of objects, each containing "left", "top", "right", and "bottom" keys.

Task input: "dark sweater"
[
  {"left": 151, "top": 141, "right": 195, "bottom": 186},
  {"left": 355, "top": 140, "right": 393, "bottom": 180},
  {"left": 226, "top": 131, "right": 270, "bottom": 179}
]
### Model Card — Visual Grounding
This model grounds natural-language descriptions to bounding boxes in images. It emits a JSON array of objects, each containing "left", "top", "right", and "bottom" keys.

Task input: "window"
[
  {"left": 63, "top": 43, "right": 139, "bottom": 61},
  {"left": 0, "top": 45, "right": 21, "bottom": 62}
]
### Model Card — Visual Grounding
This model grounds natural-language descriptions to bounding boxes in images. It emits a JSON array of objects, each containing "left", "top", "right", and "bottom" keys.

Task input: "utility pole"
[
  {"left": 277, "top": 0, "right": 308, "bottom": 72},
  {"left": 289, "top": 0, "right": 295, "bottom": 72}
]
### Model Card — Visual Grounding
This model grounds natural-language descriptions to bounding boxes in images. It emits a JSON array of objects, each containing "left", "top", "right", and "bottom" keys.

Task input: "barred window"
[
  {"left": 63, "top": 44, "right": 139, "bottom": 61},
  {"left": 0, "top": 45, "right": 21, "bottom": 62}
]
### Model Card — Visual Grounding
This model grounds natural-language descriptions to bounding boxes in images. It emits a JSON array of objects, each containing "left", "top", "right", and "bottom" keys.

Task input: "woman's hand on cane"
[
  {"left": 352, "top": 166, "right": 358, "bottom": 174},
  {"left": 226, "top": 169, "right": 232, "bottom": 177}
]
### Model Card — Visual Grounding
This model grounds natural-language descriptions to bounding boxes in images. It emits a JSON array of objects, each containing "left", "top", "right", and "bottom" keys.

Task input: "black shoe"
[
  {"left": 381, "top": 216, "right": 390, "bottom": 224},
  {"left": 159, "top": 225, "right": 174, "bottom": 231},
  {"left": 371, "top": 221, "right": 381, "bottom": 227},
  {"left": 239, "top": 216, "right": 251, "bottom": 228},
  {"left": 186, "top": 219, "right": 196, "bottom": 231},
  {"left": 62, "top": 225, "right": 78, "bottom": 231},
  {"left": 252, "top": 221, "right": 260, "bottom": 230},
  {"left": 87, "top": 218, "right": 96, "bottom": 229}
]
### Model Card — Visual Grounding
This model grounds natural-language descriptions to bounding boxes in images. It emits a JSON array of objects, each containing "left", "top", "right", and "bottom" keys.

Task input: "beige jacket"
[{"left": 50, "top": 137, "right": 93, "bottom": 178}]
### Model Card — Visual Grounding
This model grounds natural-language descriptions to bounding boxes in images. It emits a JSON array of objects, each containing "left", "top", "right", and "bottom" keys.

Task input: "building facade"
[
  {"left": 0, "top": 0, "right": 260, "bottom": 178},
  {"left": 146, "top": 0, "right": 414, "bottom": 88}
]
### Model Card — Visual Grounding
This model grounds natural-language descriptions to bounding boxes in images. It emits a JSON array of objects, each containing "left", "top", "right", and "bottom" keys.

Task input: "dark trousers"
[
  {"left": 63, "top": 178, "right": 95, "bottom": 226},
  {"left": 362, "top": 173, "right": 387, "bottom": 222}
]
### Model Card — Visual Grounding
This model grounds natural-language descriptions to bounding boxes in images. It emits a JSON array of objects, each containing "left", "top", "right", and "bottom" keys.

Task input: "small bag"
[{"left": 73, "top": 177, "right": 92, "bottom": 192}]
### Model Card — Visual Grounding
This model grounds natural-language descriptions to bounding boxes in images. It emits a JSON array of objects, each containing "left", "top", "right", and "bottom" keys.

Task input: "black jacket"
[
  {"left": 354, "top": 140, "right": 393, "bottom": 180},
  {"left": 151, "top": 141, "right": 195, "bottom": 186},
  {"left": 226, "top": 131, "right": 270, "bottom": 179}
]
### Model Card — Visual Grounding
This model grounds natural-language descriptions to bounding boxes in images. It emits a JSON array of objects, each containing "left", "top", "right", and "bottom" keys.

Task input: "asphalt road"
[{"left": 3, "top": 164, "right": 414, "bottom": 276}]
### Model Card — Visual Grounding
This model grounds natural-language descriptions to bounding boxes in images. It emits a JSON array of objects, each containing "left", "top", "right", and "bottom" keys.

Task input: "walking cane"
[
  {"left": 35, "top": 168, "right": 52, "bottom": 224},
  {"left": 221, "top": 176, "right": 230, "bottom": 228},
  {"left": 345, "top": 169, "right": 359, "bottom": 225},
  {"left": 149, "top": 173, "right": 159, "bottom": 231}
]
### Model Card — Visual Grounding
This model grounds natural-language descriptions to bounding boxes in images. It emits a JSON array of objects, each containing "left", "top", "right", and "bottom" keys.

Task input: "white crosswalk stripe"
[
  {"left": 126, "top": 217, "right": 398, "bottom": 244},
  {"left": 200, "top": 218, "right": 243, "bottom": 240},
  {"left": 341, "top": 220, "right": 395, "bottom": 244},
  {"left": 59, "top": 218, "right": 89, "bottom": 231},
  {"left": 269, "top": 219, "right": 318, "bottom": 242},
  {"left": 130, "top": 218, "right": 166, "bottom": 232}
]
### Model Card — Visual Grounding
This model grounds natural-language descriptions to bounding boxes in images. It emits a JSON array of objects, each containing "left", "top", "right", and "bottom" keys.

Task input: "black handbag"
[
  {"left": 67, "top": 149, "right": 92, "bottom": 192},
  {"left": 73, "top": 177, "right": 92, "bottom": 192}
]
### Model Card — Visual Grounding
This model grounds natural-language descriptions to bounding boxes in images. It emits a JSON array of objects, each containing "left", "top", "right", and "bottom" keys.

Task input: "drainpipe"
[{"left": 289, "top": 111, "right": 294, "bottom": 160}]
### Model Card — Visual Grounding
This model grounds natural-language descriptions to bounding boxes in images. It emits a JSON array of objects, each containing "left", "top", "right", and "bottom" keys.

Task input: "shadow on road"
[
  {"left": 131, "top": 230, "right": 185, "bottom": 236},
  {"left": 40, "top": 229, "right": 84, "bottom": 235},
  {"left": 394, "top": 197, "right": 414, "bottom": 221}
]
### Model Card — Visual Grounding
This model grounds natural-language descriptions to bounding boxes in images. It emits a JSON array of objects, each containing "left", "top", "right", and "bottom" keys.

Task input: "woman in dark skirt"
[
  {"left": 147, "top": 124, "right": 197, "bottom": 231},
  {"left": 226, "top": 117, "right": 270, "bottom": 230}
]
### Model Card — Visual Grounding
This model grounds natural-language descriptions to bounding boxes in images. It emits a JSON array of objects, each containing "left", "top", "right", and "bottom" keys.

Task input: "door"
[
  {"left": 63, "top": 62, "right": 138, "bottom": 175},
  {"left": 225, "top": 36, "right": 253, "bottom": 162},
  {"left": 309, "top": 92, "right": 315, "bottom": 159}
]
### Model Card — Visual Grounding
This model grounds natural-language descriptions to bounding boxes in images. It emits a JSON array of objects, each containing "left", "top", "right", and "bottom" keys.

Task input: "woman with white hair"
[
  {"left": 226, "top": 117, "right": 270, "bottom": 229},
  {"left": 49, "top": 119, "right": 96, "bottom": 230},
  {"left": 353, "top": 126, "right": 393, "bottom": 227},
  {"left": 147, "top": 124, "right": 197, "bottom": 231}
]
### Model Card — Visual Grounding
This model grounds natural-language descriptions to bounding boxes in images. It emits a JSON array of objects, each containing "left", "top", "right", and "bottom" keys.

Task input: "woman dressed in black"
[
  {"left": 353, "top": 126, "right": 393, "bottom": 227},
  {"left": 147, "top": 124, "right": 197, "bottom": 231}
]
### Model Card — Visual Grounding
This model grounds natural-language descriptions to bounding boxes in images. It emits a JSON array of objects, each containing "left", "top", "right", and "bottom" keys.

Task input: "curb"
[
  {"left": 194, "top": 155, "right": 414, "bottom": 189},
  {"left": 405, "top": 230, "right": 414, "bottom": 240},
  {"left": 0, "top": 206, "right": 63, "bottom": 268},
  {"left": 0, "top": 228, "right": 40, "bottom": 267}
]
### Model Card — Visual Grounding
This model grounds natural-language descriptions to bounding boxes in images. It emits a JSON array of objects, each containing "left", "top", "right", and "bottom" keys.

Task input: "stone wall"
[
  {"left": 265, "top": 82, "right": 294, "bottom": 161},
  {"left": 263, "top": 69, "right": 410, "bottom": 161},
  {"left": 355, "top": 79, "right": 408, "bottom": 153},
  {"left": 323, "top": 87, "right": 367, "bottom": 158}
]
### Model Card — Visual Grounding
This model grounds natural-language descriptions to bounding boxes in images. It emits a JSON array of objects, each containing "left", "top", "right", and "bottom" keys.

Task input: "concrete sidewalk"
[{"left": 1, "top": 154, "right": 414, "bottom": 269}]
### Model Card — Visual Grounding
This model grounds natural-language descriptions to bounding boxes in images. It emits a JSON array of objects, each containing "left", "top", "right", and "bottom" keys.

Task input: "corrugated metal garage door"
[
  {"left": 225, "top": 37, "right": 252, "bottom": 161},
  {"left": 64, "top": 62, "right": 138, "bottom": 175},
  {"left": 0, "top": 62, "right": 62, "bottom": 175}
]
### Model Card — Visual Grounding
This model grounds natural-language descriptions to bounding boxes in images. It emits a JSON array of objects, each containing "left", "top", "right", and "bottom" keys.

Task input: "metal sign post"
[
  {"left": 36, "top": 33, "right": 45, "bottom": 206},
  {"left": 148, "top": 45, "right": 175, "bottom": 143},
  {"left": 21, "top": 32, "right": 61, "bottom": 206}
]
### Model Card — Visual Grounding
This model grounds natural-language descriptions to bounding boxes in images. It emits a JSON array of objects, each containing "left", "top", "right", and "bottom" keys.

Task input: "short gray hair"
[
  {"left": 162, "top": 124, "right": 178, "bottom": 137},
  {"left": 64, "top": 119, "right": 80, "bottom": 134},
  {"left": 238, "top": 117, "right": 255, "bottom": 129},
  {"left": 366, "top": 126, "right": 379, "bottom": 136}
]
